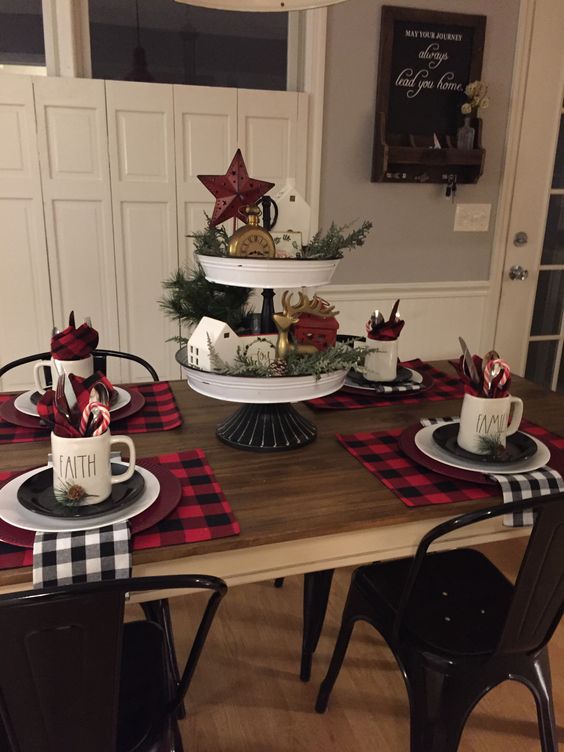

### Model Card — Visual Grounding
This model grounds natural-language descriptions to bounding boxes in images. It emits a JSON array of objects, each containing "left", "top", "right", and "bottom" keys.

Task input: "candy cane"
[
  {"left": 80, "top": 401, "right": 110, "bottom": 436},
  {"left": 483, "top": 358, "right": 511, "bottom": 397}
]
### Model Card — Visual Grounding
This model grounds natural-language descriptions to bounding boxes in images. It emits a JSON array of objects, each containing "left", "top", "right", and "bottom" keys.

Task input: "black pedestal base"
[{"left": 216, "top": 403, "right": 317, "bottom": 452}]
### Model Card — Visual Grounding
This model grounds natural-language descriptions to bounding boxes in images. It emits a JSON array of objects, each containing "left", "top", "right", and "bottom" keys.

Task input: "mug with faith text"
[{"left": 51, "top": 431, "right": 136, "bottom": 505}]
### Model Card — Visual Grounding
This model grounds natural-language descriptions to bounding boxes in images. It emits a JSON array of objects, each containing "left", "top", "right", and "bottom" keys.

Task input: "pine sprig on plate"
[{"left": 477, "top": 434, "right": 507, "bottom": 459}]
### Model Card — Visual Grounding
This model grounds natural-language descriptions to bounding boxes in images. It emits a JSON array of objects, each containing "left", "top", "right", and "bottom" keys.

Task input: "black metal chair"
[
  {"left": 0, "top": 349, "right": 160, "bottom": 383},
  {"left": 316, "top": 493, "right": 564, "bottom": 752},
  {"left": 0, "top": 574, "right": 227, "bottom": 752}
]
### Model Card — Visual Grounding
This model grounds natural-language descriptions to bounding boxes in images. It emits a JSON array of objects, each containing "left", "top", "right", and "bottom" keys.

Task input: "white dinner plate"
[
  {"left": 14, "top": 386, "right": 131, "bottom": 417},
  {"left": 0, "top": 462, "right": 159, "bottom": 533},
  {"left": 344, "top": 367, "right": 423, "bottom": 391},
  {"left": 414, "top": 423, "right": 551, "bottom": 475}
]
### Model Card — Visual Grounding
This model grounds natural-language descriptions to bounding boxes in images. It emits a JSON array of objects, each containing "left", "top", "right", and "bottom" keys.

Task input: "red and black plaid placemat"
[
  {"left": 338, "top": 421, "right": 564, "bottom": 508},
  {"left": 0, "top": 448, "right": 239, "bottom": 571},
  {"left": 307, "top": 360, "right": 462, "bottom": 410},
  {"left": 0, "top": 381, "right": 183, "bottom": 445}
]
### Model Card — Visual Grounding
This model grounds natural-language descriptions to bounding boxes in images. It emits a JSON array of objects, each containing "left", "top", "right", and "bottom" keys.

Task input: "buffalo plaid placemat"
[
  {"left": 0, "top": 381, "right": 182, "bottom": 444},
  {"left": 337, "top": 420, "right": 564, "bottom": 509},
  {"left": 307, "top": 360, "right": 462, "bottom": 410},
  {"left": 0, "top": 448, "right": 239, "bottom": 572}
]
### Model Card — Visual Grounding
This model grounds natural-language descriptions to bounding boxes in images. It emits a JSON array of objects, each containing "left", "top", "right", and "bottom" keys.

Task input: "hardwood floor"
[{"left": 136, "top": 538, "right": 563, "bottom": 751}]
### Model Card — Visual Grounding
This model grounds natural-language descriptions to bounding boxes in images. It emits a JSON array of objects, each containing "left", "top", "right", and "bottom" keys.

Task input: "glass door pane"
[
  {"left": 88, "top": 0, "right": 288, "bottom": 89},
  {"left": 0, "top": 0, "right": 46, "bottom": 75}
]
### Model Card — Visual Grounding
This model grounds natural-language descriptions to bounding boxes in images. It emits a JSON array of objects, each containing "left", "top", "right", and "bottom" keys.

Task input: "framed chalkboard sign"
[{"left": 372, "top": 6, "right": 486, "bottom": 184}]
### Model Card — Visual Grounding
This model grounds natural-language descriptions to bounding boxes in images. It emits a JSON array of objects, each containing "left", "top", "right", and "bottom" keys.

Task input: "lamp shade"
[{"left": 174, "top": 0, "right": 347, "bottom": 10}]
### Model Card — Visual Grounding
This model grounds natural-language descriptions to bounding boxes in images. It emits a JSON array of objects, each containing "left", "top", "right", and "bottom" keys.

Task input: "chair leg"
[
  {"left": 315, "top": 610, "right": 357, "bottom": 713},
  {"left": 301, "top": 569, "right": 335, "bottom": 682},
  {"left": 406, "top": 661, "right": 482, "bottom": 752},
  {"left": 141, "top": 599, "right": 186, "bottom": 719},
  {"left": 526, "top": 650, "right": 558, "bottom": 752}
]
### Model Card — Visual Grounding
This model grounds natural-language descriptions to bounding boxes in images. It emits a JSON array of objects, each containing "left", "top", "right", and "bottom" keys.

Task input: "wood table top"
[{"left": 0, "top": 361, "right": 562, "bottom": 587}]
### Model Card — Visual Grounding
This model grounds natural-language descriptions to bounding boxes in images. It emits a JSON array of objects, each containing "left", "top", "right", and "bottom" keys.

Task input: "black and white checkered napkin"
[
  {"left": 33, "top": 522, "right": 132, "bottom": 588},
  {"left": 419, "top": 418, "right": 564, "bottom": 527},
  {"left": 490, "top": 470, "right": 564, "bottom": 527}
]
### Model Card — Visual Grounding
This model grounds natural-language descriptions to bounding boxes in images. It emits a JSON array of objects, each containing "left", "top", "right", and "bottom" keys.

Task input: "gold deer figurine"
[{"left": 273, "top": 291, "right": 339, "bottom": 359}]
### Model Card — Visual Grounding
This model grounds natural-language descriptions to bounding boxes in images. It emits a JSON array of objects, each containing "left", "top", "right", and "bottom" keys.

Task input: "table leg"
[{"left": 301, "top": 569, "right": 335, "bottom": 682}]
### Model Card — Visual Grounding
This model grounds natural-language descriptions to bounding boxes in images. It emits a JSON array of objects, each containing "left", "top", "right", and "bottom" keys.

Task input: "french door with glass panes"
[{"left": 494, "top": 0, "right": 564, "bottom": 392}]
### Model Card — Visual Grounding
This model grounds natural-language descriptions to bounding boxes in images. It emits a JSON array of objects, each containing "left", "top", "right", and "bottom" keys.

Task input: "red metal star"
[{"left": 198, "top": 149, "right": 275, "bottom": 226}]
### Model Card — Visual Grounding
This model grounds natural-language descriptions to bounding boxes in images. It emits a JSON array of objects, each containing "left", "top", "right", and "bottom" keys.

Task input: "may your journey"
[{"left": 395, "top": 29, "right": 465, "bottom": 99}]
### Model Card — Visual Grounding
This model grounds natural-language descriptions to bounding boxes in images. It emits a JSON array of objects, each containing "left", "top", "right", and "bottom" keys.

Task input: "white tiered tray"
[
  {"left": 196, "top": 254, "right": 341, "bottom": 289},
  {"left": 181, "top": 365, "right": 347, "bottom": 404}
]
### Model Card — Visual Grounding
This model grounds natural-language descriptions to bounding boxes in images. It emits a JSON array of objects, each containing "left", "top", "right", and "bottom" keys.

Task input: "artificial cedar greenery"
[
  {"left": 193, "top": 218, "right": 373, "bottom": 260},
  {"left": 207, "top": 335, "right": 363, "bottom": 379},
  {"left": 298, "top": 220, "right": 373, "bottom": 259},
  {"left": 160, "top": 264, "right": 251, "bottom": 342}
]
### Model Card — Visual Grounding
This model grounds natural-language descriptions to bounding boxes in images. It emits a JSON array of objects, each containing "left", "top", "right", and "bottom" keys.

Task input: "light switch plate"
[{"left": 454, "top": 203, "right": 491, "bottom": 232}]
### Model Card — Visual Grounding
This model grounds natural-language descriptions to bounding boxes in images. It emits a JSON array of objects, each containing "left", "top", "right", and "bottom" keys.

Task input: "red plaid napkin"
[
  {"left": 0, "top": 382, "right": 182, "bottom": 444},
  {"left": 307, "top": 360, "right": 463, "bottom": 410},
  {"left": 366, "top": 299, "right": 404, "bottom": 341},
  {"left": 51, "top": 319, "right": 99, "bottom": 360},
  {"left": 0, "top": 448, "right": 239, "bottom": 571},
  {"left": 338, "top": 420, "right": 564, "bottom": 508},
  {"left": 36, "top": 373, "right": 116, "bottom": 437}
]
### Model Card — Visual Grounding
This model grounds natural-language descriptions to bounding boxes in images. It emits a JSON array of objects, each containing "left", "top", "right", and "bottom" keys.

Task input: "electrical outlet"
[{"left": 454, "top": 203, "right": 491, "bottom": 232}]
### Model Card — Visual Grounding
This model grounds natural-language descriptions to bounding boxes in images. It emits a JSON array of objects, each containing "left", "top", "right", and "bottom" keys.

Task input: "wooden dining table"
[{"left": 0, "top": 361, "right": 561, "bottom": 597}]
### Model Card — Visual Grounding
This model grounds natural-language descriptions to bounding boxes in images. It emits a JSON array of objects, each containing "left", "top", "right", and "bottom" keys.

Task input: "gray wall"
[{"left": 320, "top": 0, "right": 520, "bottom": 284}]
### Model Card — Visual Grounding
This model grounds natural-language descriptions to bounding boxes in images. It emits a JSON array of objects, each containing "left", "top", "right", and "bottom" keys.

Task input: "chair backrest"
[
  {"left": 0, "top": 350, "right": 159, "bottom": 383},
  {"left": 0, "top": 574, "right": 226, "bottom": 752},
  {"left": 394, "top": 492, "right": 564, "bottom": 655}
]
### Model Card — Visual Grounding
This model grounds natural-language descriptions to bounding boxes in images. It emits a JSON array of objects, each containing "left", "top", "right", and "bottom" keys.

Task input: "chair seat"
[
  {"left": 358, "top": 549, "right": 514, "bottom": 656},
  {"left": 117, "top": 621, "right": 175, "bottom": 752}
]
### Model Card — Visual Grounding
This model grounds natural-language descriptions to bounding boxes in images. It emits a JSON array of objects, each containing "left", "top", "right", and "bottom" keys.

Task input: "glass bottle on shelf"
[{"left": 457, "top": 116, "right": 476, "bottom": 150}]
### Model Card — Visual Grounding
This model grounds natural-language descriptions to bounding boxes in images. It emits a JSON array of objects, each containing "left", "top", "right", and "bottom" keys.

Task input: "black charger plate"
[
  {"left": 432, "top": 423, "right": 537, "bottom": 465},
  {"left": 17, "top": 463, "right": 145, "bottom": 519}
]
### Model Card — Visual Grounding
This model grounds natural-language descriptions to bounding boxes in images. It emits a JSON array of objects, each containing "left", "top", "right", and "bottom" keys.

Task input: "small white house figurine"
[
  {"left": 186, "top": 316, "right": 278, "bottom": 371},
  {"left": 273, "top": 178, "right": 312, "bottom": 245}
]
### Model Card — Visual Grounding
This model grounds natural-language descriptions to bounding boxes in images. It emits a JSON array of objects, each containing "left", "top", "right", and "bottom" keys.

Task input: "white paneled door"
[
  {"left": 0, "top": 77, "right": 311, "bottom": 385},
  {"left": 0, "top": 75, "right": 53, "bottom": 391},
  {"left": 174, "top": 85, "right": 237, "bottom": 269},
  {"left": 106, "top": 81, "right": 178, "bottom": 382},
  {"left": 238, "top": 89, "right": 308, "bottom": 200},
  {"left": 33, "top": 77, "right": 120, "bottom": 367}
]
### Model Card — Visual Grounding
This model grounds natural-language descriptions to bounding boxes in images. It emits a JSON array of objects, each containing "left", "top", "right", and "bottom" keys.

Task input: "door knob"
[
  {"left": 509, "top": 264, "right": 529, "bottom": 281},
  {"left": 513, "top": 232, "right": 528, "bottom": 246}
]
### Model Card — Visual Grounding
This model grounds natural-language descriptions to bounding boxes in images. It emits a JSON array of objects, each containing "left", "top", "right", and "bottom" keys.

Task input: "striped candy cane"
[
  {"left": 80, "top": 401, "right": 111, "bottom": 436},
  {"left": 483, "top": 358, "right": 511, "bottom": 397}
]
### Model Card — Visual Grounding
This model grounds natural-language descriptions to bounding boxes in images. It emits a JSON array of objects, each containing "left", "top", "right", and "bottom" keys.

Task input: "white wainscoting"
[{"left": 318, "top": 280, "right": 490, "bottom": 361}]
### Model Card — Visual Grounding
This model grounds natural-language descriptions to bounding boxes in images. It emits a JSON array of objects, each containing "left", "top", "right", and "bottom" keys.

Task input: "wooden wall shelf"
[{"left": 372, "top": 112, "right": 485, "bottom": 184}]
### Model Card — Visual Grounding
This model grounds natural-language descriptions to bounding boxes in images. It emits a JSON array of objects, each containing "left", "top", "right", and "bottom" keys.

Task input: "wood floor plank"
[{"left": 128, "top": 537, "right": 562, "bottom": 751}]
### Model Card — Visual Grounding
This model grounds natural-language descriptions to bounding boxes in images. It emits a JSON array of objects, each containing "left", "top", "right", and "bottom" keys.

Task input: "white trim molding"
[{"left": 319, "top": 280, "right": 490, "bottom": 361}]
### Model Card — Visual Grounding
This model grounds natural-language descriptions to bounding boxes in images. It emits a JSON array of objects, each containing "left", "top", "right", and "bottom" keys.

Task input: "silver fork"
[{"left": 55, "top": 374, "right": 72, "bottom": 425}]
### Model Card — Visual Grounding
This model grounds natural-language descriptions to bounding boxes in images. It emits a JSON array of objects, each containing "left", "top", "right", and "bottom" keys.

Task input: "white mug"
[
  {"left": 34, "top": 355, "right": 94, "bottom": 395},
  {"left": 51, "top": 431, "right": 136, "bottom": 505},
  {"left": 354, "top": 339, "right": 398, "bottom": 382},
  {"left": 457, "top": 393, "right": 524, "bottom": 454}
]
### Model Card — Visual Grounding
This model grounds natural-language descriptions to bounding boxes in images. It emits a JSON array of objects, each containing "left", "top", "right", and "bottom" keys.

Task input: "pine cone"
[
  {"left": 269, "top": 358, "right": 288, "bottom": 377},
  {"left": 67, "top": 484, "right": 86, "bottom": 502}
]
